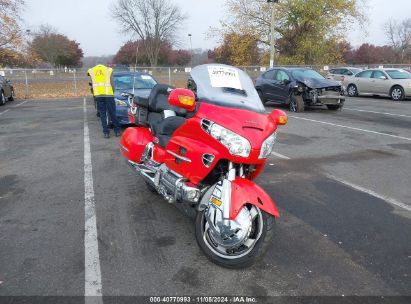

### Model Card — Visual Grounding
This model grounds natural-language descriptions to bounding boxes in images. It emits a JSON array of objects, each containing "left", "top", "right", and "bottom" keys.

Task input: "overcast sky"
[{"left": 23, "top": 0, "right": 411, "bottom": 57}]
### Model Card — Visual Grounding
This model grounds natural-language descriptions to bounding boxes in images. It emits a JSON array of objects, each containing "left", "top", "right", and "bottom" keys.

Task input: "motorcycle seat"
[
  {"left": 147, "top": 84, "right": 187, "bottom": 148},
  {"left": 149, "top": 113, "right": 186, "bottom": 148}
]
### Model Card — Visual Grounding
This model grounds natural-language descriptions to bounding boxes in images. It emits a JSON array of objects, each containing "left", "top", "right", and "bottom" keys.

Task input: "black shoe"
[
  {"left": 104, "top": 133, "right": 110, "bottom": 138},
  {"left": 115, "top": 131, "right": 121, "bottom": 137}
]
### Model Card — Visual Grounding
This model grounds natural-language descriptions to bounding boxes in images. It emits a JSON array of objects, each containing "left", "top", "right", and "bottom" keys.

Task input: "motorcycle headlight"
[
  {"left": 259, "top": 131, "right": 277, "bottom": 159},
  {"left": 203, "top": 120, "right": 251, "bottom": 157},
  {"left": 115, "top": 98, "right": 128, "bottom": 106}
]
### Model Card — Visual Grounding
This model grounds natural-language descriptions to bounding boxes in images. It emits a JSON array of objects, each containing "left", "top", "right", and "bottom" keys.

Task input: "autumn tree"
[
  {"left": 213, "top": 32, "right": 260, "bottom": 66},
  {"left": 113, "top": 40, "right": 191, "bottom": 66},
  {"left": 0, "top": 0, "right": 25, "bottom": 50},
  {"left": 112, "top": 0, "right": 186, "bottom": 66},
  {"left": 30, "top": 25, "right": 84, "bottom": 67},
  {"left": 384, "top": 18, "right": 411, "bottom": 63},
  {"left": 217, "top": 0, "right": 366, "bottom": 64}
]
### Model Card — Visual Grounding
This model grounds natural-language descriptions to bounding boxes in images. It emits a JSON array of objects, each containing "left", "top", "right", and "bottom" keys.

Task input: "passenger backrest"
[{"left": 148, "top": 84, "right": 186, "bottom": 116}]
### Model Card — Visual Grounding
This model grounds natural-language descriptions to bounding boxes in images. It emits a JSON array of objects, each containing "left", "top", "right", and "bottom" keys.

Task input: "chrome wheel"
[
  {"left": 347, "top": 85, "right": 357, "bottom": 97},
  {"left": 201, "top": 205, "right": 263, "bottom": 259},
  {"left": 0, "top": 91, "right": 6, "bottom": 105},
  {"left": 289, "top": 99, "right": 297, "bottom": 112},
  {"left": 391, "top": 87, "right": 404, "bottom": 101}
]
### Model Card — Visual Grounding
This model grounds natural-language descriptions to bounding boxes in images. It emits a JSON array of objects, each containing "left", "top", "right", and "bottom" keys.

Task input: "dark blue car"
[{"left": 99, "top": 72, "right": 157, "bottom": 125}]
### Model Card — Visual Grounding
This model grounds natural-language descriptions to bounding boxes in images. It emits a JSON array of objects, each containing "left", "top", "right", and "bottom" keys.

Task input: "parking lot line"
[
  {"left": 271, "top": 151, "right": 291, "bottom": 159},
  {"left": 83, "top": 97, "right": 103, "bottom": 302},
  {"left": 289, "top": 116, "right": 411, "bottom": 142},
  {"left": 344, "top": 108, "right": 411, "bottom": 118},
  {"left": 327, "top": 174, "right": 411, "bottom": 212},
  {"left": 0, "top": 109, "right": 10, "bottom": 116},
  {"left": 12, "top": 100, "right": 30, "bottom": 108}
]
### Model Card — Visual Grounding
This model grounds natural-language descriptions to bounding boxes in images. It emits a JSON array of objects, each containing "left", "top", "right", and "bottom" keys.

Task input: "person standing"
[{"left": 88, "top": 64, "right": 121, "bottom": 138}]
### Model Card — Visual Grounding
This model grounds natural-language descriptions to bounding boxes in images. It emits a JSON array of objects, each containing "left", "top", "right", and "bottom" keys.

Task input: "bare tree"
[
  {"left": 384, "top": 18, "right": 411, "bottom": 62},
  {"left": 112, "top": 0, "right": 186, "bottom": 66},
  {"left": 0, "top": 0, "right": 25, "bottom": 49}
]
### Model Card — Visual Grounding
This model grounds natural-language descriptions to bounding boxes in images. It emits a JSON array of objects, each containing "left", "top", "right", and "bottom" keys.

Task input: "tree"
[
  {"left": 0, "top": 0, "right": 25, "bottom": 50},
  {"left": 217, "top": 0, "right": 366, "bottom": 64},
  {"left": 213, "top": 32, "right": 260, "bottom": 66},
  {"left": 112, "top": 0, "right": 186, "bottom": 66},
  {"left": 30, "top": 25, "right": 84, "bottom": 67},
  {"left": 384, "top": 18, "right": 411, "bottom": 63}
]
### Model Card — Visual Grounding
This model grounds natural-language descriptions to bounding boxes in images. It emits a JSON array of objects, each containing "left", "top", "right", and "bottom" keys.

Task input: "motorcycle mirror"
[
  {"left": 270, "top": 109, "right": 288, "bottom": 126},
  {"left": 168, "top": 88, "right": 196, "bottom": 112}
]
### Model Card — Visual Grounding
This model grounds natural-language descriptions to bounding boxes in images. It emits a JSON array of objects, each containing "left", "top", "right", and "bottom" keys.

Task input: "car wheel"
[
  {"left": 390, "top": 86, "right": 404, "bottom": 101},
  {"left": 326, "top": 104, "right": 342, "bottom": 110},
  {"left": 257, "top": 90, "right": 267, "bottom": 104},
  {"left": 289, "top": 95, "right": 304, "bottom": 112},
  {"left": 9, "top": 89, "right": 15, "bottom": 101},
  {"left": 347, "top": 84, "right": 358, "bottom": 97},
  {"left": 0, "top": 91, "right": 6, "bottom": 106}
]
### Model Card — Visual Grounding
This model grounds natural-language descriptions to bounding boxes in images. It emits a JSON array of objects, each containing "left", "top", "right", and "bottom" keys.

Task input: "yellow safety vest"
[{"left": 88, "top": 65, "right": 114, "bottom": 96}]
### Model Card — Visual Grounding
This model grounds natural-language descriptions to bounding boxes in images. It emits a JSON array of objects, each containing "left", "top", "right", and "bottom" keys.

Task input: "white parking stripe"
[
  {"left": 271, "top": 151, "right": 291, "bottom": 159},
  {"left": 83, "top": 98, "right": 103, "bottom": 302},
  {"left": 13, "top": 100, "right": 29, "bottom": 108},
  {"left": 289, "top": 116, "right": 411, "bottom": 142},
  {"left": 345, "top": 108, "right": 411, "bottom": 118},
  {"left": 0, "top": 109, "right": 10, "bottom": 116},
  {"left": 327, "top": 174, "right": 411, "bottom": 212}
]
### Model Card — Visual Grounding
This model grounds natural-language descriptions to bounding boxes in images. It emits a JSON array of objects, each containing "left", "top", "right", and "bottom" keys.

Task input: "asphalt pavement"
[{"left": 0, "top": 96, "right": 410, "bottom": 301}]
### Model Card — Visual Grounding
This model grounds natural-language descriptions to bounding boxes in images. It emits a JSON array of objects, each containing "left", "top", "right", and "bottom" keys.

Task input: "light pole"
[
  {"left": 188, "top": 33, "right": 193, "bottom": 66},
  {"left": 267, "top": 0, "right": 278, "bottom": 68}
]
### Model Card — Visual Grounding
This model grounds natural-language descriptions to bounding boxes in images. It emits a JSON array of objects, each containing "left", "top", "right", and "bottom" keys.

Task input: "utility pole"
[
  {"left": 267, "top": 0, "right": 278, "bottom": 68},
  {"left": 188, "top": 34, "right": 193, "bottom": 67}
]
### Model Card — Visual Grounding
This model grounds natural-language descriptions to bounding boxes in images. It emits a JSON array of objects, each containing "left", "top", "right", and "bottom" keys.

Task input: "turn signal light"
[{"left": 270, "top": 109, "right": 288, "bottom": 126}]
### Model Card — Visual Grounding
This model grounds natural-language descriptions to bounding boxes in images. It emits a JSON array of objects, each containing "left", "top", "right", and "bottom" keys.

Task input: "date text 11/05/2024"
[{"left": 149, "top": 296, "right": 258, "bottom": 303}]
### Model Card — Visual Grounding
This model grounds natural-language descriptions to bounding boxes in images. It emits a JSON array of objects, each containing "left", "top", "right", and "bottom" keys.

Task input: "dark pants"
[{"left": 96, "top": 96, "right": 120, "bottom": 135}]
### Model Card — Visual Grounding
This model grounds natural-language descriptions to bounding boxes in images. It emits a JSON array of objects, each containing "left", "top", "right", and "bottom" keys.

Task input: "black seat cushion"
[
  {"left": 148, "top": 84, "right": 186, "bottom": 116},
  {"left": 148, "top": 113, "right": 186, "bottom": 148}
]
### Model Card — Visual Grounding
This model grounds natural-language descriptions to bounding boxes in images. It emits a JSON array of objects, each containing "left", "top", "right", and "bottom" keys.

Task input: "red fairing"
[
  {"left": 230, "top": 177, "right": 280, "bottom": 220},
  {"left": 164, "top": 102, "right": 278, "bottom": 184},
  {"left": 119, "top": 127, "right": 153, "bottom": 163}
]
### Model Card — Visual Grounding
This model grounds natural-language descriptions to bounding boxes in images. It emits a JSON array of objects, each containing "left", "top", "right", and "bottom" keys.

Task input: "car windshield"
[
  {"left": 113, "top": 74, "right": 157, "bottom": 90},
  {"left": 190, "top": 64, "right": 265, "bottom": 113},
  {"left": 386, "top": 70, "right": 411, "bottom": 79},
  {"left": 351, "top": 68, "right": 362, "bottom": 75},
  {"left": 291, "top": 69, "right": 325, "bottom": 80}
]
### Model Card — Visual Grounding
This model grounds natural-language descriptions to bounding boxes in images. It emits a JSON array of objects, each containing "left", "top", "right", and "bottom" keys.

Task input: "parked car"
[
  {"left": 0, "top": 75, "right": 15, "bottom": 106},
  {"left": 346, "top": 68, "right": 411, "bottom": 101},
  {"left": 255, "top": 67, "right": 345, "bottom": 112},
  {"left": 327, "top": 67, "right": 363, "bottom": 82},
  {"left": 94, "top": 72, "right": 158, "bottom": 125}
]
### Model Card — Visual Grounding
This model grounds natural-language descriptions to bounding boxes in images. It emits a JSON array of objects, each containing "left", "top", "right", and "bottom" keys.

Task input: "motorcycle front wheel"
[{"left": 195, "top": 207, "right": 274, "bottom": 268}]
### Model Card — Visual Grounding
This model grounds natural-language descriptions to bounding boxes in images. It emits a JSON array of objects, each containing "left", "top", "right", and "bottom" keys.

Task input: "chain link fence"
[{"left": 2, "top": 64, "right": 411, "bottom": 99}]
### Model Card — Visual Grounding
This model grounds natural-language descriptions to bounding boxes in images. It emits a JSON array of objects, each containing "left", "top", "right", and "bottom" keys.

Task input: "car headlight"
[
  {"left": 115, "top": 98, "right": 128, "bottom": 106},
  {"left": 259, "top": 131, "right": 277, "bottom": 159},
  {"left": 202, "top": 120, "right": 251, "bottom": 157}
]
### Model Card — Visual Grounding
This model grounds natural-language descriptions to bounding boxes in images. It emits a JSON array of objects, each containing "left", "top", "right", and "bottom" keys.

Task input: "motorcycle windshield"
[{"left": 190, "top": 64, "right": 266, "bottom": 113}]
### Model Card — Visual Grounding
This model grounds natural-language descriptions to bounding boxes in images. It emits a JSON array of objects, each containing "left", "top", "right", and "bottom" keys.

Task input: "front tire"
[
  {"left": 347, "top": 84, "right": 358, "bottom": 97},
  {"left": 289, "top": 95, "right": 304, "bottom": 112},
  {"left": 391, "top": 86, "right": 404, "bottom": 101},
  {"left": 327, "top": 104, "right": 342, "bottom": 110},
  {"left": 9, "top": 89, "right": 15, "bottom": 101},
  {"left": 0, "top": 91, "right": 6, "bottom": 106},
  {"left": 195, "top": 207, "right": 274, "bottom": 269}
]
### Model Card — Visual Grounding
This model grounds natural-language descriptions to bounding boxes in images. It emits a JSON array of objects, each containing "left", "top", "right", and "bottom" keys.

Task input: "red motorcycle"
[{"left": 120, "top": 64, "right": 287, "bottom": 268}]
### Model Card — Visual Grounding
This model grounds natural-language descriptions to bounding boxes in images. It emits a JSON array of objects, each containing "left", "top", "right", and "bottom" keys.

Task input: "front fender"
[{"left": 230, "top": 177, "right": 279, "bottom": 220}]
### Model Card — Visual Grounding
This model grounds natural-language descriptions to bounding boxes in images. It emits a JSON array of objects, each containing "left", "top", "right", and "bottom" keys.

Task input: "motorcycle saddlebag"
[{"left": 119, "top": 127, "right": 154, "bottom": 163}]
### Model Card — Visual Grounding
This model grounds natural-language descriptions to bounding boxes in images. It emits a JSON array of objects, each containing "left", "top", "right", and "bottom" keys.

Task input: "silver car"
[
  {"left": 346, "top": 69, "right": 411, "bottom": 101},
  {"left": 327, "top": 67, "right": 363, "bottom": 82}
]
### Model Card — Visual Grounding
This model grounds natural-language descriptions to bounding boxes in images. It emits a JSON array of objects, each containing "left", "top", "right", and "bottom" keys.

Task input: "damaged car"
[{"left": 255, "top": 67, "right": 345, "bottom": 112}]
